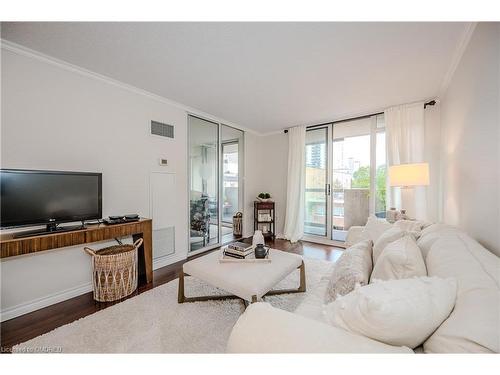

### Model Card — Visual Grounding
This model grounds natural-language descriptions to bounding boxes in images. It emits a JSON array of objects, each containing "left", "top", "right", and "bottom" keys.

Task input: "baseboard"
[
  {"left": 153, "top": 252, "right": 186, "bottom": 269},
  {"left": 301, "top": 235, "right": 347, "bottom": 248},
  {"left": 0, "top": 282, "right": 93, "bottom": 322},
  {"left": 1, "top": 253, "right": 187, "bottom": 322}
]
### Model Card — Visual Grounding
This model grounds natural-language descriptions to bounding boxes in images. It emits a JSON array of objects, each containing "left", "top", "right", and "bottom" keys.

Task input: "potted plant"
[{"left": 257, "top": 192, "right": 272, "bottom": 202}]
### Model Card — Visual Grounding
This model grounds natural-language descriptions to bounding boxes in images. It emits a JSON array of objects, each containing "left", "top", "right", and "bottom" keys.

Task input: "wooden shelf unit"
[
  {"left": 0, "top": 218, "right": 153, "bottom": 284},
  {"left": 254, "top": 201, "right": 276, "bottom": 238}
]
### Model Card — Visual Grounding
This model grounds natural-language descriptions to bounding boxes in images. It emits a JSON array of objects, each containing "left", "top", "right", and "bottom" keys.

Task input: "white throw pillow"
[
  {"left": 372, "top": 226, "right": 406, "bottom": 263},
  {"left": 324, "top": 277, "right": 457, "bottom": 348},
  {"left": 362, "top": 215, "right": 392, "bottom": 243},
  {"left": 371, "top": 235, "right": 427, "bottom": 281},
  {"left": 325, "top": 240, "right": 373, "bottom": 303}
]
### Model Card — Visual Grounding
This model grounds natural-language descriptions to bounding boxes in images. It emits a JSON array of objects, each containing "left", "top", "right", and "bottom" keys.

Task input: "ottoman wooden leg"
[
  {"left": 298, "top": 261, "right": 306, "bottom": 292},
  {"left": 178, "top": 270, "right": 243, "bottom": 303},
  {"left": 263, "top": 261, "right": 306, "bottom": 297},
  {"left": 178, "top": 270, "right": 186, "bottom": 303}
]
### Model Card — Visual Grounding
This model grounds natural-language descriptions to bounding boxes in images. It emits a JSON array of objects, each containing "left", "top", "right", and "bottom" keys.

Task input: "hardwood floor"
[{"left": 0, "top": 238, "right": 343, "bottom": 352}]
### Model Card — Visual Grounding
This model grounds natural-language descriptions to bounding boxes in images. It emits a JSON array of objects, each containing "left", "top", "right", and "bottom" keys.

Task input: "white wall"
[
  {"left": 439, "top": 23, "right": 500, "bottom": 256},
  {"left": 0, "top": 46, "right": 243, "bottom": 320},
  {"left": 243, "top": 132, "right": 288, "bottom": 237}
]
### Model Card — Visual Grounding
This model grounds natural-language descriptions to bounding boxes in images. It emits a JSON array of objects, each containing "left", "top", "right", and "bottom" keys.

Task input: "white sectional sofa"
[{"left": 226, "top": 224, "right": 500, "bottom": 353}]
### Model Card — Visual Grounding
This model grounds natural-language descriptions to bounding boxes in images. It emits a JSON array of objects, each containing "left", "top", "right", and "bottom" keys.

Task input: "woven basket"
[{"left": 84, "top": 238, "right": 142, "bottom": 302}]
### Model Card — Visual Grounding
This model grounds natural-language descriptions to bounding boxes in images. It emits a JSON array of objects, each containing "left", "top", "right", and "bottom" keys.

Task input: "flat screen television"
[{"left": 1, "top": 169, "right": 102, "bottom": 235}]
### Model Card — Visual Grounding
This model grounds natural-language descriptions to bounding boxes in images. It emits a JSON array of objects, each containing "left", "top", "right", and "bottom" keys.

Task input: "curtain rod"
[{"left": 283, "top": 100, "right": 436, "bottom": 133}]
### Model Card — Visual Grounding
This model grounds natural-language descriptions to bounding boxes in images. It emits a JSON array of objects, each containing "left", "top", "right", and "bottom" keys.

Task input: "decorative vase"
[
  {"left": 386, "top": 207, "right": 398, "bottom": 223},
  {"left": 399, "top": 209, "right": 408, "bottom": 220},
  {"left": 254, "top": 243, "right": 268, "bottom": 259},
  {"left": 252, "top": 230, "right": 265, "bottom": 246}
]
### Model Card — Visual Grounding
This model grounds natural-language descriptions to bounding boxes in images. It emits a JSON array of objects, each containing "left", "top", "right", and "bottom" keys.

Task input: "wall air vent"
[{"left": 151, "top": 120, "right": 174, "bottom": 138}]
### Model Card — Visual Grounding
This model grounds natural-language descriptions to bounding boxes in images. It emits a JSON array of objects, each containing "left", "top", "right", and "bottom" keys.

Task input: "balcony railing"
[{"left": 305, "top": 188, "right": 371, "bottom": 232}]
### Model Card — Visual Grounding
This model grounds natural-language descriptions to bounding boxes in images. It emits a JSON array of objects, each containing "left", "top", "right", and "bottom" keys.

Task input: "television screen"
[{"left": 0, "top": 169, "right": 102, "bottom": 228}]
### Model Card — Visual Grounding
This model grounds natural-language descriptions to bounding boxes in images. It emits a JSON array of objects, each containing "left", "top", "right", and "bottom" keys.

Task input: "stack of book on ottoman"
[
  {"left": 223, "top": 242, "right": 253, "bottom": 259},
  {"left": 220, "top": 242, "right": 272, "bottom": 263}
]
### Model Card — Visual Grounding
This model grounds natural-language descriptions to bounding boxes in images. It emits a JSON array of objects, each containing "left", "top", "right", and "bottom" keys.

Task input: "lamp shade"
[{"left": 389, "top": 163, "right": 430, "bottom": 187}]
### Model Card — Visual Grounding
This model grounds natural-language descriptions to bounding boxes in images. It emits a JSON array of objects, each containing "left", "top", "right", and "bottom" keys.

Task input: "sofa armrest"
[
  {"left": 227, "top": 303, "right": 413, "bottom": 353},
  {"left": 345, "top": 226, "right": 369, "bottom": 247}
]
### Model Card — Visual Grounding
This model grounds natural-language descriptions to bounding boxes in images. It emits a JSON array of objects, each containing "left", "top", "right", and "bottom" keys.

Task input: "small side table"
[{"left": 254, "top": 201, "right": 276, "bottom": 239}]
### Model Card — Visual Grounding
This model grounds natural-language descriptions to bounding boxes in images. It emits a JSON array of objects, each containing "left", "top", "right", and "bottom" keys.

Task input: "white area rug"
[{"left": 13, "top": 258, "right": 333, "bottom": 353}]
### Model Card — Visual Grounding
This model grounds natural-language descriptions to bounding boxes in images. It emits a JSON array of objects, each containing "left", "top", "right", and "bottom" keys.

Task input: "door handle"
[{"left": 325, "top": 184, "right": 331, "bottom": 196}]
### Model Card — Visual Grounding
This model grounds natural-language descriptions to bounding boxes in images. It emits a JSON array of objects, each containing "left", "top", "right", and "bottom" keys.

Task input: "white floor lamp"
[{"left": 388, "top": 162, "right": 430, "bottom": 220}]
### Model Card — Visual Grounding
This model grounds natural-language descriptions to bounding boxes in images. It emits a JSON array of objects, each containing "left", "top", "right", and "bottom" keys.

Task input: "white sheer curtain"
[
  {"left": 282, "top": 125, "right": 306, "bottom": 243},
  {"left": 385, "top": 102, "right": 428, "bottom": 220}
]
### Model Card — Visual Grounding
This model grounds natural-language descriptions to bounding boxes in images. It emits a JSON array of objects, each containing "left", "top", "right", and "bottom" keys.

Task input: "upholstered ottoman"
[{"left": 178, "top": 249, "right": 305, "bottom": 304}]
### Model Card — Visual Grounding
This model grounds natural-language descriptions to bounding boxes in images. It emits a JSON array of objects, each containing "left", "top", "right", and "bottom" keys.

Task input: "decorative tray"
[{"left": 219, "top": 247, "right": 271, "bottom": 263}]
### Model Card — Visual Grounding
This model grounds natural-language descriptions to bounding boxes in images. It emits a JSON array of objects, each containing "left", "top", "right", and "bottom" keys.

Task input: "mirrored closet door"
[
  {"left": 188, "top": 116, "right": 244, "bottom": 253},
  {"left": 188, "top": 115, "right": 219, "bottom": 252},
  {"left": 221, "top": 125, "right": 244, "bottom": 244}
]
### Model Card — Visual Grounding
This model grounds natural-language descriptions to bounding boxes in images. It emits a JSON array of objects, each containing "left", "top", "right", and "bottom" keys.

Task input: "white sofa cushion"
[
  {"left": 227, "top": 302, "right": 413, "bottom": 353},
  {"left": 421, "top": 227, "right": 500, "bottom": 353},
  {"left": 394, "top": 219, "right": 430, "bottom": 232},
  {"left": 324, "top": 277, "right": 457, "bottom": 349},
  {"left": 416, "top": 223, "right": 461, "bottom": 259},
  {"left": 371, "top": 235, "right": 427, "bottom": 281},
  {"left": 295, "top": 277, "right": 330, "bottom": 322},
  {"left": 325, "top": 239, "right": 373, "bottom": 302},
  {"left": 363, "top": 215, "right": 392, "bottom": 243}
]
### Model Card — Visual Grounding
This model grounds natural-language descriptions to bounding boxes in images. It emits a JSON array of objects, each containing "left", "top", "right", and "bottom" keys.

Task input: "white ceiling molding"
[
  {"left": 438, "top": 22, "right": 477, "bottom": 99},
  {"left": 0, "top": 39, "right": 258, "bottom": 135}
]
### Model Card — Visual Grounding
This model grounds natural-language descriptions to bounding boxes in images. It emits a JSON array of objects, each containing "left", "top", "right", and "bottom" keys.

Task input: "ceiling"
[{"left": 1, "top": 22, "right": 468, "bottom": 134}]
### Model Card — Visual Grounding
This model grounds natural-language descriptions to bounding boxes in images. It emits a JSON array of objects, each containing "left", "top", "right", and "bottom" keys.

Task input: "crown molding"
[
  {"left": 438, "top": 22, "right": 477, "bottom": 99},
  {"left": 1, "top": 31, "right": 466, "bottom": 138},
  {"left": 266, "top": 97, "right": 437, "bottom": 136},
  {"left": 1, "top": 39, "right": 260, "bottom": 136}
]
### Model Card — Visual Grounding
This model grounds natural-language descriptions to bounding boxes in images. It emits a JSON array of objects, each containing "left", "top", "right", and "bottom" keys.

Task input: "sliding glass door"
[
  {"left": 305, "top": 127, "right": 328, "bottom": 236},
  {"left": 332, "top": 118, "right": 372, "bottom": 241},
  {"left": 304, "top": 114, "right": 386, "bottom": 243}
]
